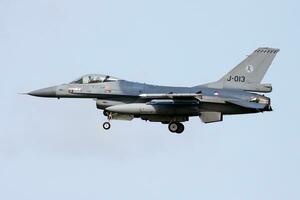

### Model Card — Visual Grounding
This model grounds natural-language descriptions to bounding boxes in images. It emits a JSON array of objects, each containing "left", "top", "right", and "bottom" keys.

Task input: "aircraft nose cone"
[{"left": 28, "top": 86, "right": 57, "bottom": 97}]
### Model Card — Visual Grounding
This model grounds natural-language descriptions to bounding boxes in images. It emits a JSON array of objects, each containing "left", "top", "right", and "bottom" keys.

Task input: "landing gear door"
[{"left": 200, "top": 112, "right": 223, "bottom": 123}]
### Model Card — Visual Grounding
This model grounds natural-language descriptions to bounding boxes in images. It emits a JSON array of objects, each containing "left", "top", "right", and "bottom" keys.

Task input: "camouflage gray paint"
[{"left": 28, "top": 47, "right": 279, "bottom": 133}]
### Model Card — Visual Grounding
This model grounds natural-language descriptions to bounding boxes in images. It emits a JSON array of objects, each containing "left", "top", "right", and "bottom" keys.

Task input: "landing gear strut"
[
  {"left": 103, "top": 110, "right": 109, "bottom": 116},
  {"left": 168, "top": 122, "right": 185, "bottom": 134}
]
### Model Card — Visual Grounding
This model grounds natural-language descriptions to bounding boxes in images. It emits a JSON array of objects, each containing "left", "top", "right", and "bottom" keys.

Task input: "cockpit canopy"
[{"left": 70, "top": 74, "right": 120, "bottom": 84}]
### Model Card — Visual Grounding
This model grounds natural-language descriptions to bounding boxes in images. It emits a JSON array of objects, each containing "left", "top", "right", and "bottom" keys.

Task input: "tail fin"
[{"left": 203, "top": 47, "right": 279, "bottom": 92}]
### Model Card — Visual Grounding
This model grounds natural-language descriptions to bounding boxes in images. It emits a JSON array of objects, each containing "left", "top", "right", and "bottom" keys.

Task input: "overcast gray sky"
[{"left": 1, "top": 0, "right": 299, "bottom": 199}]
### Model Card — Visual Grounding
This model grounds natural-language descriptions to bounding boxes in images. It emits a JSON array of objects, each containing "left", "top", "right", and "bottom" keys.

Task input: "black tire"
[
  {"left": 168, "top": 122, "right": 179, "bottom": 133},
  {"left": 175, "top": 123, "right": 184, "bottom": 134},
  {"left": 103, "top": 122, "right": 111, "bottom": 130}
]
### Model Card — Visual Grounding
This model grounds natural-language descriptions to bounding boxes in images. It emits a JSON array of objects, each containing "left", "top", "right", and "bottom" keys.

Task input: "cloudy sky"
[{"left": 1, "top": 0, "right": 299, "bottom": 199}]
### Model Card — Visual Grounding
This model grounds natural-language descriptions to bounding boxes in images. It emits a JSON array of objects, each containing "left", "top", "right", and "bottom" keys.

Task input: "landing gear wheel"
[
  {"left": 168, "top": 122, "right": 179, "bottom": 133},
  {"left": 168, "top": 122, "right": 185, "bottom": 134},
  {"left": 175, "top": 123, "right": 184, "bottom": 134},
  {"left": 103, "top": 122, "right": 111, "bottom": 130}
]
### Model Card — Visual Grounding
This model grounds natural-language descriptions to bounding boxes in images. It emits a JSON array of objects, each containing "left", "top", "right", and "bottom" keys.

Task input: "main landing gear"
[{"left": 168, "top": 122, "right": 185, "bottom": 134}]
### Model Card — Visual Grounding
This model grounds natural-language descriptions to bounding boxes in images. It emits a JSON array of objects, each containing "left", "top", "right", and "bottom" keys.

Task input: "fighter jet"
[{"left": 28, "top": 47, "right": 279, "bottom": 133}]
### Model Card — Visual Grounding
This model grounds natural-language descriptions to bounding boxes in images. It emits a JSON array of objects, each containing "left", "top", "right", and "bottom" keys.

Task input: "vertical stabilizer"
[{"left": 202, "top": 47, "right": 279, "bottom": 91}]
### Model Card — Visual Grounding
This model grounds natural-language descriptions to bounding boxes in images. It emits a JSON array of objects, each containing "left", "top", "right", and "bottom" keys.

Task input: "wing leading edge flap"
[
  {"left": 226, "top": 100, "right": 266, "bottom": 109},
  {"left": 200, "top": 112, "right": 223, "bottom": 123}
]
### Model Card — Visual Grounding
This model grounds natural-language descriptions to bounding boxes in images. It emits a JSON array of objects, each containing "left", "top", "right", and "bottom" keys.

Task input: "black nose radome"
[{"left": 28, "top": 86, "right": 57, "bottom": 97}]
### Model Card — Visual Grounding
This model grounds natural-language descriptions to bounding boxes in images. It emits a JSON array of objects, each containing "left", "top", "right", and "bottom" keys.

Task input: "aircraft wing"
[
  {"left": 226, "top": 99, "right": 266, "bottom": 109},
  {"left": 140, "top": 93, "right": 266, "bottom": 109},
  {"left": 139, "top": 93, "right": 202, "bottom": 99},
  {"left": 139, "top": 93, "right": 226, "bottom": 104}
]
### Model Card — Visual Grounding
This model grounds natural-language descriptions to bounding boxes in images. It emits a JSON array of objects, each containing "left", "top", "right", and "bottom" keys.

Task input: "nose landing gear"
[
  {"left": 168, "top": 122, "right": 185, "bottom": 134},
  {"left": 102, "top": 111, "right": 112, "bottom": 130}
]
